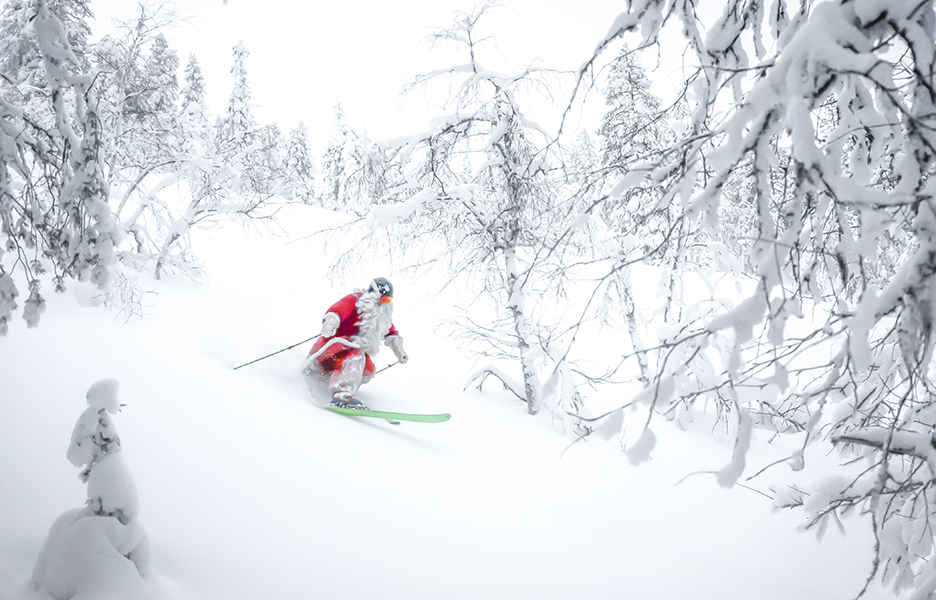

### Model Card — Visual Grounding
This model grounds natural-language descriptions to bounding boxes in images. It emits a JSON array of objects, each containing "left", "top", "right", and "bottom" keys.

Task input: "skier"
[{"left": 304, "top": 277, "right": 409, "bottom": 409}]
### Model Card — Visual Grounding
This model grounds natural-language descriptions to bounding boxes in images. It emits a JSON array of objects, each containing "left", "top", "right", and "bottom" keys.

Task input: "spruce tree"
[
  {"left": 285, "top": 122, "right": 317, "bottom": 203},
  {"left": 320, "top": 104, "right": 389, "bottom": 214},
  {"left": 178, "top": 54, "right": 212, "bottom": 158},
  {"left": 216, "top": 41, "right": 255, "bottom": 160}
]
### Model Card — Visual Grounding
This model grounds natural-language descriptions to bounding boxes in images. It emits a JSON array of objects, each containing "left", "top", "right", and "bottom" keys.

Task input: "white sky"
[{"left": 88, "top": 0, "right": 630, "bottom": 150}]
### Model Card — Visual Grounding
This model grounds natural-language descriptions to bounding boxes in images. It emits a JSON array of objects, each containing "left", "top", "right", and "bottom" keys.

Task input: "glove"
[
  {"left": 385, "top": 335, "right": 409, "bottom": 364},
  {"left": 321, "top": 312, "right": 340, "bottom": 338}
]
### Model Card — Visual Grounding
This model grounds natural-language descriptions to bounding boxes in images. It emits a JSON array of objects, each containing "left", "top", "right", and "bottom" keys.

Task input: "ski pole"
[
  {"left": 374, "top": 361, "right": 399, "bottom": 375},
  {"left": 233, "top": 335, "right": 320, "bottom": 370}
]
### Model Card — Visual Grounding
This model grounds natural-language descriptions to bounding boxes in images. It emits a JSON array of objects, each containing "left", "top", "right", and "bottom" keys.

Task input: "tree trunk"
[
  {"left": 504, "top": 245, "right": 541, "bottom": 415},
  {"left": 620, "top": 266, "right": 650, "bottom": 386}
]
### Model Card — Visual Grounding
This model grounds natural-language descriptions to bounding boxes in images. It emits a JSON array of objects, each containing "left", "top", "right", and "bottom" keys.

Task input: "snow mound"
[{"left": 30, "top": 380, "right": 150, "bottom": 600}]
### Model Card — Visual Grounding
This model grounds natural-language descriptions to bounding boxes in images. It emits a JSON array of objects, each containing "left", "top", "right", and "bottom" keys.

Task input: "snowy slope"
[{"left": 0, "top": 205, "right": 889, "bottom": 599}]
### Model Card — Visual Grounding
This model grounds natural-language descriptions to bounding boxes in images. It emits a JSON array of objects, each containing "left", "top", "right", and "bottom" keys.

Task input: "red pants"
[{"left": 307, "top": 337, "right": 375, "bottom": 396}]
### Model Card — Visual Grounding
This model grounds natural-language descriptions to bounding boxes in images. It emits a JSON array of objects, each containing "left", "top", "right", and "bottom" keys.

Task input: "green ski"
[{"left": 327, "top": 406, "right": 451, "bottom": 423}]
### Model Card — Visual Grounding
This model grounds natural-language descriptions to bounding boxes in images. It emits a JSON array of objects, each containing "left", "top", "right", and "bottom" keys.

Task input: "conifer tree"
[
  {"left": 595, "top": 46, "right": 686, "bottom": 319},
  {"left": 216, "top": 41, "right": 255, "bottom": 164},
  {"left": 284, "top": 122, "right": 317, "bottom": 203},
  {"left": 250, "top": 122, "right": 285, "bottom": 196},
  {"left": 320, "top": 103, "right": 378, "bottom": 214},
  {"left": 178, "top": 54, "right": 213, "bottom": 160},
  {"left": 215, "top": 40, "right": 287, "bottom": 201},
  {"left": 597, "top": 47, "right": 668, "bottom": 170},
  {"left": 321, "top": 103, "right": 348, "bottom": 202},
  {"left": 180, "top": 52, "right": 206, "bottom": 112}
]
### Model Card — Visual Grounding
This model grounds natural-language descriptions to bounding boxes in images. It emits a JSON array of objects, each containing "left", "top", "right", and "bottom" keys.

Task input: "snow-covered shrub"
[{"left": 30, "top": 379, "right": 150, "bottom": 599}]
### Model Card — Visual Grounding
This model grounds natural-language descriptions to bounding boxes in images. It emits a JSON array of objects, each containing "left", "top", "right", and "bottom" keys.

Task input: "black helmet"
[{"left": 368, "top": 277, "right": 393, "bottom": 298}]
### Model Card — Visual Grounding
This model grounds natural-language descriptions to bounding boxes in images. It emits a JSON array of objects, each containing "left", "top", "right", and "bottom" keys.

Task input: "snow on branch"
[
  {"left": 575, "top": 0, "right": 936, "bottom": 594},
  {"left": 465, "top": 366, "right": 526, "bottom": 402},
  {"left": 833, "top": 428, "right": 936, "bottom": 467},
  {"left": 366, "top": 189, "right": 436, "bottom": 228}
]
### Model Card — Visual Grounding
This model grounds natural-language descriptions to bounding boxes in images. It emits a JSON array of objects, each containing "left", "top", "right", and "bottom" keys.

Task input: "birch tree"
[
  {"left": 333, "top": 3, "right": 587, "bottom": 416},
  {"left": 94, "top": 4, "right": 181, "bottom": 225},
  {"left": 580, "top": 0, "right": 936, "bottom": 595}
]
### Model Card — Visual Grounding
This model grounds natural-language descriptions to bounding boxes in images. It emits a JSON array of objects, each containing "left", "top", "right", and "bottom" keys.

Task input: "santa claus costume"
[{"left": 304, "top": 277, "right": 408, "bottom": 409}]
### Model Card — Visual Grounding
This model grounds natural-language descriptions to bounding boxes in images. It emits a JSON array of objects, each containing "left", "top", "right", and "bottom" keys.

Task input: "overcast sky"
[{"left": 88, "top": 0, "right": 628, "bottom": 149}]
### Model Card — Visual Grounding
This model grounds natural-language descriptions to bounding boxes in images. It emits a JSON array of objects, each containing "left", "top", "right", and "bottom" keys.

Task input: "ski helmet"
[{"left": 368, "top": 277, "right": 393, "bottom": 298}]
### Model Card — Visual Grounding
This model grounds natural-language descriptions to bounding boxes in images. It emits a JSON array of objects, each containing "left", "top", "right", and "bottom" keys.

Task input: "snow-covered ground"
[{"left": 0, "top": 205, "right": 890, "bottom": 599}]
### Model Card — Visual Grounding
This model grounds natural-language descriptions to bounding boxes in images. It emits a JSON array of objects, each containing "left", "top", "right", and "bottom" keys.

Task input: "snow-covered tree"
[
  {"left": 284, "top": 121, "right": 317, "bottom": 203},
  {"left": 0, "top": 0, "right": 120, "bottom": 334},
  {"left": 597, "top": 45, "right": 668, "bottom": 176},
  {"left": 584, "top": 45, "right": 684, "bottom": 382},
  {"left": 0, "top": 0, "right": 94, "bottom": 119},
  {"left": 180, "top": 52, "right": 205, "bottom": 112},
  {"left": 564, "top": 129, "right": 599, "bottom": 192},
  {"left": 88, "top": 3, "right": 197, "bottom": 280},
  {"left": 217, "top": 40, "right": 253, "bottom": 147},
  {"left": 214, "top": 40, "right": 285, "bottom": 204},
  {"left": 143, "top": 40, "right": 277, "bottom": 279},
  {"left": 31, "top": 379, "right": 149, "bottom": 598},
  {"left": 319, "top": 104, "right": 389, "bottom": 215},
  {"left": 249, "top": 122, "right": 285, "bottom": 197},
  {"left": 336, "top": 3, "right": 587, "bottom": 417},
  {"left": 216, "top": 40, "right": 255, "bottom": 182},
  {"left": 177, "top": 53, "right": 214, "bottom": 184},
  {"left": 580, "top": 0, "right": 936, "bottom": 595},
  {"left": 94, "top": 4, "right": 182, "bottom": 219},
  {"left": 320, "top": 103, "right": 353, "bottom": 209},
  {"left": 146, "top": 52, "right": 221, "bottom": 279}
]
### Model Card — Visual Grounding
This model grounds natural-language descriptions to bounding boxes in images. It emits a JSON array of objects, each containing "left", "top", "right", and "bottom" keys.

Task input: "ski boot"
[{"left": 330, "top": 392, "right": 368, "bottom": 410}]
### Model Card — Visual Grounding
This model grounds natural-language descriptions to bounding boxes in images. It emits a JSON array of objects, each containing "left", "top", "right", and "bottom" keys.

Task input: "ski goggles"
[{"left": 379, "top": 295, "right": 392, "bottom": 304}]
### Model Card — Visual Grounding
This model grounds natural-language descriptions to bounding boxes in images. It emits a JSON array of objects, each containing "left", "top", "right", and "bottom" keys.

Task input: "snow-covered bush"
[{"left": 30, "top": 379, "right": 150, "bottom": 599}]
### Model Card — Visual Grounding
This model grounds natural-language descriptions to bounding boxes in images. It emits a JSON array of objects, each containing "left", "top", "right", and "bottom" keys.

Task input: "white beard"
[{"left": 352, "top": 291, "right": 394, "bottom": 356}]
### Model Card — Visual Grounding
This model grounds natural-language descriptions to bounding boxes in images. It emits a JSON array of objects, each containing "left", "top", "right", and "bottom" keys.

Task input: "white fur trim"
[{"left": 352, "top": 291, "right": 393, "bottom": 355}]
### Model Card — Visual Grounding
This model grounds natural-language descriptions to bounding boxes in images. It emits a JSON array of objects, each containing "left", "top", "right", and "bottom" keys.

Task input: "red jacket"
[{"left": 326, "top": 293, "right": 399, "bottom": 340}]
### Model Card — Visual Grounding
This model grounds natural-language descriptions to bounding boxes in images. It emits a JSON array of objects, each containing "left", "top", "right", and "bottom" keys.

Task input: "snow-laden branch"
[{"left": 571, "top": 0, "right": 936, "bottom": 594}]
